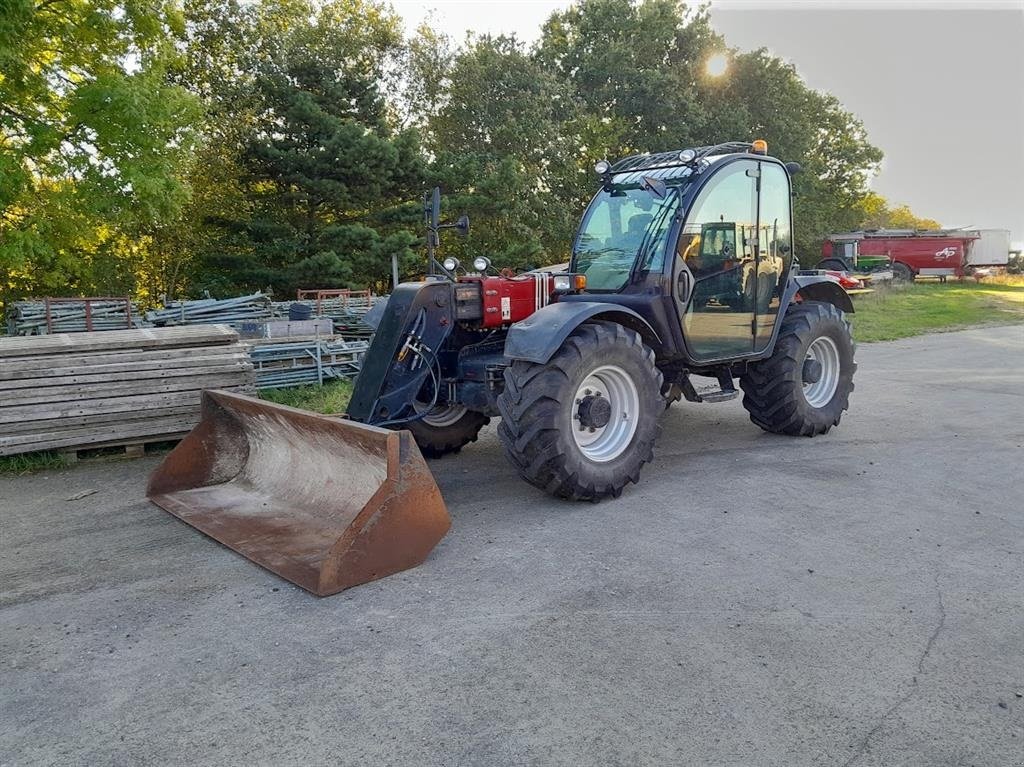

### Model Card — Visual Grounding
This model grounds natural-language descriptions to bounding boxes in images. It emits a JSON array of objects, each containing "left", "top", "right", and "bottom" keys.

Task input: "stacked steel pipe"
[
  {"left": 6, "top": 298, "right": 143, "bottom": 335},
  {"left": 4, "top": 291, "right": 383, "bottom": 339},
  {"left": 146, "top": 293, "right": 273, "bottom": 328},
  {"left": 249, "top": 337, "right": 368, "bottom": 389}
]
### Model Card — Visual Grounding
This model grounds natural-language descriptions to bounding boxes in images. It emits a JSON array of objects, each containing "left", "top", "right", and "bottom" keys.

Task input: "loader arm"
[{"left": 347, "top": 281, "right": 456, "bottom": 425}]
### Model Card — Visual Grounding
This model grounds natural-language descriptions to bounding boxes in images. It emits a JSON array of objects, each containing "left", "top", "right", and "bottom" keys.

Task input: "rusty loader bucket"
[{"left": 147, "top": 390, "right": 450, "bottom": 596}]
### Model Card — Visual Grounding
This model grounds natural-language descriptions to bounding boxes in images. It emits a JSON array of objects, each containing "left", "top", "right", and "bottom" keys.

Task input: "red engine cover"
[{"left": 461, "top": 274, "right": 555, "bottom": 328}]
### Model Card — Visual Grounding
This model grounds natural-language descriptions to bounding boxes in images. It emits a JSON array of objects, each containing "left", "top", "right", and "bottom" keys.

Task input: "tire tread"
[
  {"left": 739, "top": 301, "right": 856, "bottom": 436},
  {"left": 497, "top": 322, "right": 662, "bottom": 501}
]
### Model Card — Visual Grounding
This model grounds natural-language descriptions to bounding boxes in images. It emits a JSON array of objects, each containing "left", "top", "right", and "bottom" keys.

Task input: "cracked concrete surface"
[
  {"left": 2, "top": 325, "right": 1023, "bottom": 766},
  {"left": 842, "top": 574, "right": 948, "bottom": 767}
]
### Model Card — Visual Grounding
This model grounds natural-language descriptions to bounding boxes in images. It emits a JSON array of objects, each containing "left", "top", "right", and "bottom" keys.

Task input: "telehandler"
[{"left": 150, "top": 140, "right": 856, "bottom": 594}]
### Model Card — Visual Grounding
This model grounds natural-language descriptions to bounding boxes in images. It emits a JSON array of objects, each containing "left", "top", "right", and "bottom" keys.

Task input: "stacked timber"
[{"left": 0, "top": 326, "right": 255, "bottom": 457}]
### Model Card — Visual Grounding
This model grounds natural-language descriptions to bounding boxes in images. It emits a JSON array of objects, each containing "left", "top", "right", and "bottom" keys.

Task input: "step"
[{"left": 696, "top": 387, "right": 739, "bottom": 403}]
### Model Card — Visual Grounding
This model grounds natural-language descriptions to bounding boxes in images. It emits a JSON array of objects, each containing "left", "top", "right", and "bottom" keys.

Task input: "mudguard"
[
  {"left": 504, "top": 301, "right": 660, "bottom": 365},
  {"left": 784, "top": 275, "right": 855, "bottom": 315}
]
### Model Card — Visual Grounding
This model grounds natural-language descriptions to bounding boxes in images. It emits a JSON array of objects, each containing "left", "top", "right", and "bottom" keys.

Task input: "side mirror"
[
  {"left": 785, "top": 161, "right": 802, "bottom": 176},
  {"left": 641, "top": 175, "right": 668, "bottom": 200},
  {"left": 455, "top": 214, "right": 470, "bottom": 236}
]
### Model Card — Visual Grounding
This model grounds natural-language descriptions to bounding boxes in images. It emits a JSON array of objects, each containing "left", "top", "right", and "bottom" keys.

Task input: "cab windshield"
[{"left": 571, "top": 186, "right": 680, "bottom": 291}]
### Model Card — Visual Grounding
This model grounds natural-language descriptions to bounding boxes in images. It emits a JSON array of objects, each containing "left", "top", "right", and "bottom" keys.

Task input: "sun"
[{"left": 706, "top": 53, "right": 729, "bottom": 78}]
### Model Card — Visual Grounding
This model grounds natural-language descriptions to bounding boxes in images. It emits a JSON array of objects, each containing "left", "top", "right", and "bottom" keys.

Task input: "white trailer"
[{"left": 966, "top": 229, "right": 1011, "bottom": 267}]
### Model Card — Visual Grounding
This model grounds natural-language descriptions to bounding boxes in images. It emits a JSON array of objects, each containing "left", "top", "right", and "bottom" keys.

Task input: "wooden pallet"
[{"left": 58, "top": 433, "right": 189, "bottom": 464}]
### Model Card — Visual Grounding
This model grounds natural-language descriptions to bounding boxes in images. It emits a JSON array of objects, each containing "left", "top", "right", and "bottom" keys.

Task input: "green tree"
[
  {"left": 537, "top": 0, "right": 722, "bottom": 157},
  {"left": 176, "top": 0, "right": 423, "bottom": 296},
  {"left": 857, "top": 192, "right": 941, "bottom": 230},
  {"left": 398, "top": 20, "right": 455, "bottom": 131},
  {"left": 2, "top": 0, "right": 889, "bottom": 304},
  {"left": 535, "top": 2, "right": 883, "bottom": 264},
  {"left": 422, "top": 34, "right": 586, "bottom": 269},
  {"left": 0, "top": 0, "right": 200, "bottom": 303}
]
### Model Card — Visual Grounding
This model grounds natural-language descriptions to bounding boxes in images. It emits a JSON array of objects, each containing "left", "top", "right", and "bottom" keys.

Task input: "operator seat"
[{"left": 624, "top": 213, "right": 653, "bottom": 254}]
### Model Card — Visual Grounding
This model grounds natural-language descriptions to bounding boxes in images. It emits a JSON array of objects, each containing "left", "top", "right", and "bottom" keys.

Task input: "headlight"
[
  {"left": 553, "top": 274, "right": 587, "bottom": 293},
  {"left": 594, "top": 160, "right": 610, "bottom": 175},
  {"left": 472, "top": 256, "right": 491, "bottom": 272},
  {"left": 442, "top": 256, "right": 459, "bottom": 272}
]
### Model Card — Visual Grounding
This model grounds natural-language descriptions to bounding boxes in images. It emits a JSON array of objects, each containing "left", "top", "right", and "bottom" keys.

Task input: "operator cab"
[{"left": 569, "top": 141, "right": 796, "bottom": 364}]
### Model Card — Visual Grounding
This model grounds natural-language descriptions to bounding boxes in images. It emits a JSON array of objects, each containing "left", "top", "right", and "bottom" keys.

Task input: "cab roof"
[{"left": 608, "top": 141, "right": 769, "bottom": 185}]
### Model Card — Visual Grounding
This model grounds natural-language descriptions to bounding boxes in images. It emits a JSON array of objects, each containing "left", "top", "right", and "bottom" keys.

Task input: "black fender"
[
  {"left": 783, "top": 275, "right": 855, "bottom": 315},
  {"left": 817, "top": 257, "right": 852, "bottom": 272},
  {"left": 504, "top": 301, "right": 661, "bottom": 364}
]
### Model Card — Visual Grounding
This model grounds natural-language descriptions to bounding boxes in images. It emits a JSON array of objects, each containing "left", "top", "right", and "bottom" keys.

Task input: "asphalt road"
[{"left": 2, "top": 325, "right": 1022, "bottom": 766}]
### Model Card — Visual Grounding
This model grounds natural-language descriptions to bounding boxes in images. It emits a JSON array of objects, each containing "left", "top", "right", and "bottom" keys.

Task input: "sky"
[{"left": 390, "top": 1, "right": 1024, "bottom": 243}]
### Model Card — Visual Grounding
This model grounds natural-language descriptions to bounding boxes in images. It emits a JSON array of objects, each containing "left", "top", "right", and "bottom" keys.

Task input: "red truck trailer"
[{"left": 821, "top": 229, "right": 1010, "bottom": 281}]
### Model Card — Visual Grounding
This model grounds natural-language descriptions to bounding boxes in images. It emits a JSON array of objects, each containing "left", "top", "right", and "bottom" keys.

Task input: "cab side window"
[{"left": 678, "top": 162, "right": 757, "bottom": 280}]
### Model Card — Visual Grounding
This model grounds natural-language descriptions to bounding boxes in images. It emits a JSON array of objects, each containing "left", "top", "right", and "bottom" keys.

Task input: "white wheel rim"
[
  {"left": 413, "top": 401, "right": 467, "bottom": 427},
  {"left": 803, "top": 336, "right": 840, "bottom": 408},
  {"left": 571, "top": 365, "right": 640, "bottom": 462}
]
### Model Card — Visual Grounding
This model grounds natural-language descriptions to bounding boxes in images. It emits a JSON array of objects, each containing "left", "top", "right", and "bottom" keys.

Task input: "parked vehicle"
[
  {"left": 1007, "top": 249, "right": 1023, "bottom": 275},
  {"left": 820, "top": 229, "right": 1012, "bottom": 281},
  {"left": 965, "top": 229, "right": 1012, "bottom": 270}
]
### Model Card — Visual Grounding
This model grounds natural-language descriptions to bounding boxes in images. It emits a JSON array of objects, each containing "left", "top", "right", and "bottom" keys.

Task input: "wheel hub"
[
  {"left": 577, "top": 394, "right": 612, "bottom": 429},
  {"left": 802, "top": 358, "right": 823, "bottom": 384},
  {"left": 802, "top": 336, "right": 840, "bottom": 408},
  {"left": 571, "top": 365, "right": 641, "bottom": 463},
  {"left": 412, "top": 401, "right": 468, "bottom": 427}
]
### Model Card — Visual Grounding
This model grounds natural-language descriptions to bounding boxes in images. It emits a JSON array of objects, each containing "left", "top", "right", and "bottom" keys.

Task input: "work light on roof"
[
  {"left": 442, "top": 257, "right": 459, "bottom": 272},
  {"left": 594, "top": 160, "right": 610, "bottom": 175},
  {"left": 678, "top": 149, "right": 696, "bottom": 163},
  {"left": 472, "top": 256, "right": 491, "bottom": 272}
]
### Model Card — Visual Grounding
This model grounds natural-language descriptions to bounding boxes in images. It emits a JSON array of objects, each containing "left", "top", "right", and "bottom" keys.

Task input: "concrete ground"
[{"left": 2, "top": 325, "right": 1022, "bottom": 767}]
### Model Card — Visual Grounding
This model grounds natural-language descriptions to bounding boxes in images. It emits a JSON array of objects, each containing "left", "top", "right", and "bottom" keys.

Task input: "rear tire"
[
  {"left": 739, "top": 301, "right": 855, "bottom": 436},
  {"left": 497, "top": 322, "right": 663, "bottom": 501},
  {"left": 406, "top": 407, "right": 489, "bottom": 458},
  {"left": 892, "top": 262, "right": 914, "bottom": 282}
]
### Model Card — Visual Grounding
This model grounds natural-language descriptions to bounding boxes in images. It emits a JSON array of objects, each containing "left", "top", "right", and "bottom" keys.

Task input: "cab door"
[
  {"left": 675, "top": 159, "right": 759, "bottom": 361},
  {"left": 752, "top": 162, "right": 793, "bottom": 352}
]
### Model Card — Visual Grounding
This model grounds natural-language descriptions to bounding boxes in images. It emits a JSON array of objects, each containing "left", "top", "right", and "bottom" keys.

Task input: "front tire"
[
  {"left": 739, "top": 301, "right": 856, "bottom": 436},
  {"left": 497, "top": 322, "right": 663, "bottom": 501},
  {"left": 406, "top": 405, "right": 489, "bottom": 458}
]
